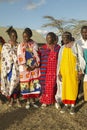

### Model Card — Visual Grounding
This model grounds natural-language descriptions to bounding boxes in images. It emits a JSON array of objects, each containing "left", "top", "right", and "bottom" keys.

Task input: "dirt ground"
[{"left": 0, "top": 93, "right": 87, "bottom": 130}]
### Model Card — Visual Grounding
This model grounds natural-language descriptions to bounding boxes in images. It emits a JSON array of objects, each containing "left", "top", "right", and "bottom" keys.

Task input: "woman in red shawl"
[{"left": 40, "top": 32, "right": 60, "bottom": 108}]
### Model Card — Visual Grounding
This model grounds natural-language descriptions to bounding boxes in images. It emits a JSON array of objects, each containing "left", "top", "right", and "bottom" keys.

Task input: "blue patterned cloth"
[
  {"left": 7, "top": 64, "right": 13, "bottom": 81},
  {"left": 25, "top": 50, "right": 36, "bottom": 66}
]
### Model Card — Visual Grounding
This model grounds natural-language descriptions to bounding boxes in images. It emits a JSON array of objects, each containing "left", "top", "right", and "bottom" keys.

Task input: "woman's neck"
[
  {"left": 47, "top": 44, "right": 55, "bottom": 50},
  {"left": 65, "top": 41, "right": 74, "bottom": 48},
  {"left": 10, "top": 40, "right": 17, "bottom": 47},
  {"left": 83, "top": 38, "right": 87, "bottom": 41}
]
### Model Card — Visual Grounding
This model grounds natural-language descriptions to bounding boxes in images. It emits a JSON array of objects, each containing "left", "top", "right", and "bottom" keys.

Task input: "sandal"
[
  {"left": 41, "top": 104, "right": 47, "bottom": 109},
  {"left": 17, "top": 103, "right": 22, "bottom": 108},
  {"left": 32, "top": 103, "right": 38, "bottom": 108},
  {"left": 8, "top": 98, "right": 13, "bottom": 107},
  {"left": 25, "top": 104, "right": 30, "bottom": 109},
  {"left": 25, "top": 101, "right": 30, "bottom": 109},
  {"left": 17, "top": 99, "right": 22, "bottom": 108},
  {"left": 55, "top": 103, "right": 61, "bottom": 109},
  {"left": 8, "top": 102, "right": 13, "bottom": 107}
]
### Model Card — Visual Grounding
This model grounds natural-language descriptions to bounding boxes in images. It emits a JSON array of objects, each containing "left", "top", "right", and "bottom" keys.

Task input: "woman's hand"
[
  {"left": 77, "top": 70, "right": 83, "bottom": 81},
  {"left": 27, "top": 65, "right": 36, "bottom": 71},
  {"left": 25, "top": 63, "right": 39, "bottom": 71},
  {"left": 58, "top": 72, "right": 62, "bottom": 81}
]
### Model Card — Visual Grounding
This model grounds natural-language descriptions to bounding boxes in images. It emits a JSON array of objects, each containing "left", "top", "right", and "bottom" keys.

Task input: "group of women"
[{"left": 0, "top": 26, "right": 87, "bottom": 115}]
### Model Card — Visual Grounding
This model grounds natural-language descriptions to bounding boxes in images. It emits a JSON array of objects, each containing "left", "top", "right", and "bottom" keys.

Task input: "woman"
[
  {"left": 0, "top": 36, "right": 5, "bottom": 86},
  {"left": 17, "top": 28, "right": 41, "bottom": 109},
  {"left": 40, "top": 32, "right": 60, "bottom": 108},
  {"left": 57, "top": 32, "right": 86, "bottom": 115},
  {"left": 77, "top": 26, "right": 87, "bottom": 101},
  {"left": 1, "top": 26, "right": 21, "bottom": 107},
  {"left": 0, "top": 36, "right": 5, "bottom": 104},
  {"left": 55, "top": 36, "right": 75, "bottom": 108}
]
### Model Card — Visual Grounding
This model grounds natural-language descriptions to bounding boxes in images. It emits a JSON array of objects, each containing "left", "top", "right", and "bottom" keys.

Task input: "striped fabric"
[{"left": 40, "top": 45, "right": 50, "bottom": 93}]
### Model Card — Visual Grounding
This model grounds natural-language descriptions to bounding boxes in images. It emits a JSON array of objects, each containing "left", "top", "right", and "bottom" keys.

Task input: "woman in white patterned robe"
[{"left": 1, "top": 27, "right": 20, "bottom": 107}]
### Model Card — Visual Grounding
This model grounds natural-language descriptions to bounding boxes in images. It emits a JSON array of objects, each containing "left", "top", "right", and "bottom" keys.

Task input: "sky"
[{"left": 0, "top": 0, "right": 87, "bottom": 35}]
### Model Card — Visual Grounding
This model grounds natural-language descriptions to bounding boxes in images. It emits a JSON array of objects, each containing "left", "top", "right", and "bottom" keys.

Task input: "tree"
[
  {"left": 42, "top": 16, "right": 66, "bottom": 35},
  {"left": 42, "top": 16, "right": 87, "bottom": 39},
  {"left": 71, "top": 20, "right": 87, "bottom": 39}
]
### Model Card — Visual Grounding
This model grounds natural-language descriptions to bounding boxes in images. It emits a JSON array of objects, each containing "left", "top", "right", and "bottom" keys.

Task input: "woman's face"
[
  {"left": 10, "top": 32, "right": 17, "bottom": 42},
  {"left": 23, "top": 32, "right": 30, "bottom": 43},
  {"left": 81, "top": 28, "right": 87, "bottom": 40},
  {"left": 62, "top": 34, "right": 71, "bottom": 44},
  {"left": 46, "top": 35, "right": 55, "bottom": 45}
]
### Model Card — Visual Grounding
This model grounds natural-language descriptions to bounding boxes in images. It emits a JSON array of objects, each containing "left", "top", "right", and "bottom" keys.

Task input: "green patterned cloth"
[{"left": 83, "top": 49, "right": 87, "bottom": 74}]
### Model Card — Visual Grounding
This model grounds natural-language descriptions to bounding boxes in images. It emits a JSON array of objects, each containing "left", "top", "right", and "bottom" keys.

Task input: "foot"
[
  {"left": 32, "top": 103, "right": 39, "bottom": 108},
  {"left": 70, "top": 107, "right": 75, "bottom": 115},
  {"left": 60, "top": 105, "right": 68, "bottom": 113},
  {"left": 8, "top": 102, "right": 13, "bottom": 107},
  {"left": 17, "top": 99, "right": 22, "bottom": 108},
  {"left": 17, "top": 102, "right": 22, "bottom": 108},
  {"left": 25, "top": 101, "right": 30, "bottom": 109},
  {"left": 41, "top": 104, "right": 47, "bottom": 109},
  {"left": 25, "top": 104, "right": 30, "bottom": 109},
  {"left": 8, "top": 98, "right": 13, "bottom": 107},
  {"left": 55, "top": 103, "right": 61, "bottom": 109}
]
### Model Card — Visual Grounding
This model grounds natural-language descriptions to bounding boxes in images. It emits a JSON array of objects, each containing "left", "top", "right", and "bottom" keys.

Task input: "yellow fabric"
[
  {"left": 83, "top": 81, "right": 87, "bottom": 101},
  {"left": 60, "top": 47, "right": 78, "bottom": 101}
]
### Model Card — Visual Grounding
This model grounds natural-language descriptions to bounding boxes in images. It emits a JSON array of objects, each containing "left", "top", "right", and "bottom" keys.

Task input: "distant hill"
[{"left": 0, "top": 27, "right": 46, "bottom": 45}]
